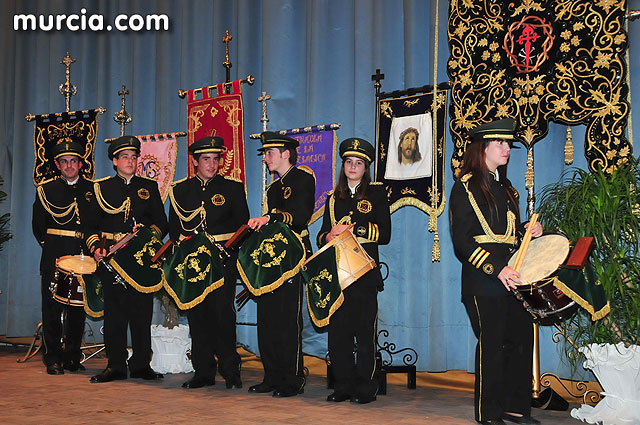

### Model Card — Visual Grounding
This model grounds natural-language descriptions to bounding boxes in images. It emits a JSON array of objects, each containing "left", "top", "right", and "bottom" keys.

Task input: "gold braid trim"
[
  {"left": 94, "top": 182, "right": 131, "bottom": 221},
  {"left": 37, "top": 185, "right": 78, "bottom": 225},
  {"left": 462, "top": 180, "right": 516, "bottom": 244},
  {"left": 108, "top": 259, "right": 164, "bottom": 293},
  {"left": 162, "top": 274, "right": 224, "bottom": 310},
  {"left": 168, "top": 185, "right": 205, "bottom": 232},
  {"left": 552, "top": 276, "right": 611, "bottom": 321}
]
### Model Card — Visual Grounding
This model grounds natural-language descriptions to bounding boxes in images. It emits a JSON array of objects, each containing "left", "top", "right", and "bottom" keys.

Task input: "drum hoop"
[
  {"left": 305, "top": 229, "right": 354, "bottom": 265},
  {"left": 56, "top": 254, "right": 97, "bottom": 274}
]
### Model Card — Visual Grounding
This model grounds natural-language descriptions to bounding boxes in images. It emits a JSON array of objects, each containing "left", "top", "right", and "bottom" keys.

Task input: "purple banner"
[{"left": 290, "top": 129, "right": 337, "bottom": 224}]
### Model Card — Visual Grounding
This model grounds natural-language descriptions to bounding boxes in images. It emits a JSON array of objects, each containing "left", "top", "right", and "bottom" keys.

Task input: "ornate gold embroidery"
[
  {"left": 283, "top": 186, "right": 292, "bottom": 199},
  {"left": 483, "top": 263, "right": 494, "bottom": 275},
  {"left": 309, "top": 268, "right": 333, "bottom": 308},
  {"left": 175, "top": 245, "right": 212, "bottom": 282},
  {"left": 250, "top": 233, "right": 289, "bottom": 268},
  {"left": 211, "top": 193, "right": 225, "bottom": 206},
  {"left": 134, "top": 240, "right": 158, "bottom": 267},
  {"left": 357, "top": 200, "right": 372, "bottom": 214},
  {"left": 85, "top": 191, "right": 93, "bottom": 202},
  {"left": 138, "top": 188, "right": 150, "bottom": 200}
]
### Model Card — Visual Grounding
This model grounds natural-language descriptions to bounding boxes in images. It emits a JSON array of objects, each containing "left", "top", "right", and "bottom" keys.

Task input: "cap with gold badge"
[
  {"left": 468, "top": 118, "right": 521, "bottom": 148},
  {"left": 107, "top": 135, "right": 141, "bottom": 159},
  {"left": 189, "top": 136, "right": 226, "bottom": 155},
  {"left": 339, "top": 137, "right": 375, "bottom": 163},
  {"left": 52, "top": 140, "right": 85, "bottom": 159},
  {"left": 257, "top": 131, "right": 299, "bottom": 153}
]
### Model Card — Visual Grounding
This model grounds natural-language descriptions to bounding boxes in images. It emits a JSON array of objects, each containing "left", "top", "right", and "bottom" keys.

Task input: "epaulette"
[
  {"left": 222, "top": 175, "right": 243, "bottom": 184},
  {"left": 171, "top": 176, "right": 188, "bottom": 186},
  {"left": 460, "top": 173, "right": 472, "bottom": 183},
  {"left": 370, "top": 181, "right": 384, "bottom": 185},
  {"left": 93, "top": 176, "right": 110, "bottom": 183},
  {"left": 297, "top": 165, "right": 316, "bottom": 182}
]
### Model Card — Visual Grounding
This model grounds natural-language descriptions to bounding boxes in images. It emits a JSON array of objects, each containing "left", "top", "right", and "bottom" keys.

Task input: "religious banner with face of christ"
[
  {"left": 32, "top": 110, "right": 99, "bottom": 186},
  {"left": 186, "top": 80, "right": 246, "bottom": 187},
  {"left": 375, "top": 90, "right": 448, "bottom": 261},
  {"left": 135, "top": 133, "right": 178, "bottom": 202}
]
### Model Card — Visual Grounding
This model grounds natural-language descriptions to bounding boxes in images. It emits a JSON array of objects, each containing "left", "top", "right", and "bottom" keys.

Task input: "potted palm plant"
[{"left": 537, "top": 160, "right": 640, "bottom": 424}]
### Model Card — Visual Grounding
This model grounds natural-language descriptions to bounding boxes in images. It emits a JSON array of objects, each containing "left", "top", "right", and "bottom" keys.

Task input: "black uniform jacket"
[
  {"left": 450, "top": 173, "right": 524, "bottom": 297},
  {"left": 317, "top": 182, "right": 391, "bottom": 289},
  {"left": 266, "top": 166, "right": 315, "bottom": 242},
  {"left": 32, "top": 176, "right": 95, "bottom": 272},
  {"left": 168, "top": 174, "right": 249, "bottom": 241},
  {"left": 85, "top": 174, "right": 168, "bottom": 253}
]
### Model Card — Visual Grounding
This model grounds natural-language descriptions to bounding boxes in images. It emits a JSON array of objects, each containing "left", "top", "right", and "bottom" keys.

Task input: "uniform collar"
[
  {"left": 61, "top": 176, "right": 79, "bottom": 185},
  {"left": 276, "top": 165, "right": 295, "bottom": 182},
  {"left": 195, "top": 173, "right": 213, "bottom": 187},
  {"left": 116, "top": 173, "right": 134, "bottom": 185},
  {"left": 489, "top": 171, "right": 499, "bottom": 181}
]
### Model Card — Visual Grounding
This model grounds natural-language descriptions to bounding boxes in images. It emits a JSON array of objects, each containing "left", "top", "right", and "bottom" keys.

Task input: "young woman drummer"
[
  {"left": 316, "top": 137, "right": 391, "bottom": 404},
  {"left": 449, "top": 119, "right": 542, "bottom": 425}
]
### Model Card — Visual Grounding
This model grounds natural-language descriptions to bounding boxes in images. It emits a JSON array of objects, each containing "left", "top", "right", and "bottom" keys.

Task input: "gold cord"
[
  {"left": 94, "top": 181, "right": 131, "bottom": 222},
  {"left": 463, "top": 181, "right": 516, "bottom": 244},
  {"left": 168, "top": 185, "right": 206, "bottom": 232},
  {"left": 37, "top": 185, "right": 77, "bottom": 225}
]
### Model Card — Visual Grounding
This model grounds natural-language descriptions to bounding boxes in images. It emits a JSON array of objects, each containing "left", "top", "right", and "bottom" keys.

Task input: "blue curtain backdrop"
[{"left": 1, "top": 0, "right": 639, "bottom": 379}]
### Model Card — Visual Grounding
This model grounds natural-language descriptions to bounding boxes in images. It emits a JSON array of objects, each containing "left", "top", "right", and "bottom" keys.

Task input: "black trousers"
[
  {"left": 463, "top": 294, "right": 534, "bottom": 422},
  {"left": 256, "top": 275, "right": 305, "bottom": 392},
  {"left": 328, "top": 278, "right": 378, "bottom": 397},
  {"left": 100, "top": 268, "right": 154, "bottom": 373},
  {"left": 186, "top": 257, "right": 241, "bottom": 381},
  {"left": 40, "top": 273, "right": 86, "bottom": 366}
]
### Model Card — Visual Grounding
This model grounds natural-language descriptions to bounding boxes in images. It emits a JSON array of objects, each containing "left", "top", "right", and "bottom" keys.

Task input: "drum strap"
[
  {"left": 178, "top": 231, "right": 236, "bottom": 242},
  {"left": 47, "top": 228, "right": 83, "bottom": 238},
  {"left": 463, "top": 181, "right": 517, "bottom": 245}
]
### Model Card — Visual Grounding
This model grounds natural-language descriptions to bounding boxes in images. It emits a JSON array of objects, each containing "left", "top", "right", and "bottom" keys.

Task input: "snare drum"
[
  {"left": 53, "top": 255, "right": 97, "bottom": 306},
  {"left": 305, "top": 229, "right": 376, "bottom": 290},
  {"left": 508, "top": 233, "right": 577, "bottom": 322}
]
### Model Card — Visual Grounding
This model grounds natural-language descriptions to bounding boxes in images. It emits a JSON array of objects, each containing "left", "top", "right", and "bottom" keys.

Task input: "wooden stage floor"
[{"left": 0, "top": 344, "right": 581, "bottom": 424}]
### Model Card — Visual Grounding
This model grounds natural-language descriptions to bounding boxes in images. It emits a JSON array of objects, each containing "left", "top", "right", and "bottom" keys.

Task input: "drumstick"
[{"left": 512, "top": 213, "right": 539, "bottom": 273}]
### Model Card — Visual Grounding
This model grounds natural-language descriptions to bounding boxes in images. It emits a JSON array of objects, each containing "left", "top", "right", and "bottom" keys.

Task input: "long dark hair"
[
  {"left": 335, "top": 159, "right": 371, "bottom": 200},
  {"left": 458, "top": 140, "right": 519, "bottom": 219}
]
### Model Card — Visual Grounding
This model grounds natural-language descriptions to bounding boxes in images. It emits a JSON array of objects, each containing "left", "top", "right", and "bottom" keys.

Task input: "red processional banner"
[{"left": 186, "top": 80, "right": 246, "bottom": 187}]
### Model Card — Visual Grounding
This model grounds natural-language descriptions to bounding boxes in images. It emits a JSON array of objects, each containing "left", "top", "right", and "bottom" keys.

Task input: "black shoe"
[
  {"left": 182, "top": 376, "right": 215, "bottom": 389},
  {"left": 130, "top": 367, "right": 163, "bottom": 380},
  {"left": 225, "top": 375, "right": 242, "bottom": 389},
  {"left": 46, "top": 363, "right": 64, "bottom": 375},
  {"left": 272, "top": 385, "right": 304, "bottom": 397},
  {"left": 90, "top": 367, "right": 127, "bottom": 383},
  {"left": 478, "top": 420, "right": 506, "bottom": 425},
  {"left": 502, "top": 413, "right": 540, "bottom": 425},
  {"left": 326, "top": 392, "right": 351, "bottom": 402},
  {"left": 63, "top": 360, "right": 85, "bottom": 372},
  {"left": 248, "top": 382, "right": 276, "bottom": 393},
  {"left": 351, "top": 394, "right": 377, "bottom": 404}
]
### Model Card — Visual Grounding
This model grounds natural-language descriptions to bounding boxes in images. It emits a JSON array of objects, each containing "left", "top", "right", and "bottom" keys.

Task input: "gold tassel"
[
  {"left": 525, "top": 149, "right": 534, "bottom": 189},
  {"left": 432, "top": 231, "right": 440, "bottom": 262},
  {"left": 565, "top": 126, "right": 574, "bottom": 165},
  {"left": 428, "top": 212, "right": 437, "bottom": 232}
]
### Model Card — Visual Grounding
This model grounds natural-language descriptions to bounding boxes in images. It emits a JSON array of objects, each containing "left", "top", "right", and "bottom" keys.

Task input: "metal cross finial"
[
  {"left": 258, "top": 91, "right": 271, "bottom": 132},
  {"left": 371, "top": 68, "right": 385, "bottom": 89},
  {"left": 223, "top": 29, "right": 233, "bottom": 71},
  {"left": 113, "top": 84, "right": 132, "bottom": 136},
  {"left": 59, "top": 52, "right": 77, "bottom": 112}
]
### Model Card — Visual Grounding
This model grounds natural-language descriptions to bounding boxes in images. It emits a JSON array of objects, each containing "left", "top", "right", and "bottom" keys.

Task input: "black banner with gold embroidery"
[
  {"left": 32, "top": 110, "right": 98, "bottom": 186},
  {"left": 375, "top": 88, "right": 448, "bottom": 260},
  {"left": 448, "top": 0, "right": 630, "bottom": 174}
]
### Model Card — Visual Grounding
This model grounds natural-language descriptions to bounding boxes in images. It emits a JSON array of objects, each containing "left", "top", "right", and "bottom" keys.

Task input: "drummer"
[
  {"left": 449, "top": 118, "right": 542, "bottom": 425},
  {"left": 32, "top": 141, "right": 95, "bottom": 375},
  {"left": 246, "top": 131, "right": 315, "bottom": 397},
  {"left": 86, "top": 135, "right": 168, "bottom": 383},
  {"left": 168, "top": 136, "right": 249, "bottom": 389},
  {"left": 316, "top": 138, "right": 391, "bottom": 404}
]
